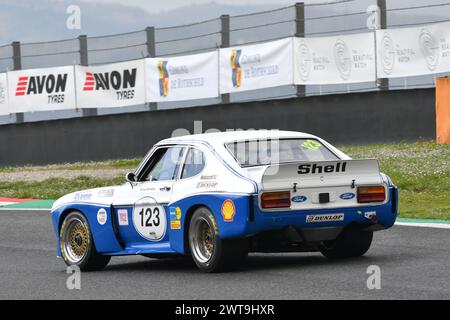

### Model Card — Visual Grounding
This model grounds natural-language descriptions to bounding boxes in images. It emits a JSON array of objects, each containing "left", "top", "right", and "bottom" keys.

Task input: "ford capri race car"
[{"left": 51, "top": 130, "right": 398, "bottom": 272}]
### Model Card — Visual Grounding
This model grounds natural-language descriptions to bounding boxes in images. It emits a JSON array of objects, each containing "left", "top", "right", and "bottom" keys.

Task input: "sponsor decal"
[
  {"left": 169, "top": 206, "right": 182, "bottom": 230},
  {"left": 200, "top": 174, "right": 217, "bottom": 180},
  {"left": 340, "top": 192, "right": 356, "bottom": 200},
  {"left": 196, "top": 181, "right": 218, "bottom": 189},
  {"left": 97, "top": 189, "right": 115, "bottom": 198},
  {"left": 301, "top": 139, "right": 322, "bottom": 151},
  {"left": 221, "top": 199, "right": 236, "bottom": 222},
  {"left": 230, "top": 49, "right": 242, "bottom": 87},
  {"left": 298, "top": 162, "right": 347, "bottom": 175},
  {"left": 97, "top": 208, "right": 108, "bottom": 225},
  {"left": 291, "top": 195, "right": 307, "bottom": 203},
  {"left": 74, "top": 192, "right": 92, "bottom": 201},
  {"left": 306, "top": 213, "right": 344, "bottom": 223},
  {"left": 118, "top": 209, "right": 129, "bottom": 226},
  {"left": 82, "top": 69, "right": 137, "bottom": 101},
  {"left": 15, "top": 73, "right": 68, "bottom": 104},
  {"left": 157, "top": 60, "right": 169, "bottom": 97}
]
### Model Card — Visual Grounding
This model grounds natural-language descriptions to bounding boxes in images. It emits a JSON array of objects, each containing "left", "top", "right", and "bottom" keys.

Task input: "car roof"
[{"left": 157, "top": 130, "right": 319, "bottom": 148}]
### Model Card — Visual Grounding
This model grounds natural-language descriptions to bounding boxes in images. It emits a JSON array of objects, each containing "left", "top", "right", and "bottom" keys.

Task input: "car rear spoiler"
[{"left": 261, "top": 159, "right": 382, "bottom": 191}]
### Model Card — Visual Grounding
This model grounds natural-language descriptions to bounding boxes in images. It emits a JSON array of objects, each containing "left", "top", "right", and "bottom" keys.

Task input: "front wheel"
[
  {"left": 188, "top": 207, "right": 248, "bottom": 273},
  {"left": 319, "top": 225, "right": 373, "bottom": 259},
  {"left": 59, "top": 211, "right": 111, "bottom": 271}
]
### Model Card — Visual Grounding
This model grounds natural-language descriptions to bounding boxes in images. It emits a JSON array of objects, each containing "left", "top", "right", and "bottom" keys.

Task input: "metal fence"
[{"left": 1, "top": 0, "right": 450, "bottom": 124}]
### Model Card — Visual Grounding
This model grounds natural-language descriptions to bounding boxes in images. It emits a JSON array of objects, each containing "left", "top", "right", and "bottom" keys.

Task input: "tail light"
[
  {"left": 261, "top": 191, "right": 291, "bottom": 209},
  {"left": 357, "top": 186, "right": 386, "bottom": 203}
]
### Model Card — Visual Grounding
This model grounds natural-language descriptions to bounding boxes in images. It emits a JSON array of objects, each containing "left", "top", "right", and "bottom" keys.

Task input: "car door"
[{"left": 112, "top": 146, "right": 186, "bottom": 249}]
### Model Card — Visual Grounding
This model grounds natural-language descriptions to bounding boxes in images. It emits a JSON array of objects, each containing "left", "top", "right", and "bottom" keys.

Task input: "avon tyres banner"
[
  {"left": 376, "top": 21, "right": 450, "bottom": 78},
  {"left": 294, "top": 33, "right": 376, "bottom": 85},
  {"left": 7, "top": 66, "right": 76, "bottom": 113},
  {"left": 75, "top": 60, "right": 146, "bottom": 108},
  {"left": 219, "top": 38, "right": 293, "bottom": 93},
  {"left": 145, "top": 52, "right": 219, "bottom": 102},
  {"left": 0, "top": 73, "right": 8, "bottom": 116}
]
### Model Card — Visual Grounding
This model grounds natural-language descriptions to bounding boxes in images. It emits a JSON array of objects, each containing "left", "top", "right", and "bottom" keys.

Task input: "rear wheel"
[
  {"left": 319, "top": 225, "right": 373, "bottom": 259},
  {"left": 60, "top": 211, "right": 111, "bottom": 271},
  {"left": 188, "top": 207, "right": 248, "bottom": 272}
]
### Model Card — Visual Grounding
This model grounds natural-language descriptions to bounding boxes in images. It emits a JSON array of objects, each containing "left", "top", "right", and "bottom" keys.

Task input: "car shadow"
[{"left": 101, "top": 252, "right": 402, "bottom": 274}]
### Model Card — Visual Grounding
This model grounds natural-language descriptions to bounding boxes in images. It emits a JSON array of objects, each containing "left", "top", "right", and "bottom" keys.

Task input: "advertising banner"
[
  {"left": 294, "top": 33, "right": 376, "bottom": 85},
  {"left": 219, "top": 37, "right": 294, "bottom": 93},
  {"left": 376, "top": 21, "right": 450, "bottom": 78},
  {"left": 7, "top": 66, "right": 76, "bottom": 113},
  {"left": 75, "top": 60, "right": 146, "bottom": 108},
  {"left": 145, "top": 51, "right": 219, "bottom": 102},
  {"left": 0, "top": 73, "right": 8, "bottom": 116}
]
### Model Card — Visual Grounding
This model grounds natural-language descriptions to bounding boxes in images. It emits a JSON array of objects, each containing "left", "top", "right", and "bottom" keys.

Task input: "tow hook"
[{"left": 364, "top": 211, "right": 378, "bottom": 223}]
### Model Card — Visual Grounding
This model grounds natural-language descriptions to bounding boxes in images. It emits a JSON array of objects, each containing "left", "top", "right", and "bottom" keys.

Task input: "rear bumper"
[{"left": 244, "top": 186, "right": 398, "bottom": 237}]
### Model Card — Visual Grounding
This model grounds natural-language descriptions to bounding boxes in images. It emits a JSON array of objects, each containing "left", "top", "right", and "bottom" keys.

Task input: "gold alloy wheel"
[{"left": 63, "top": 217, "right": 90, "bottom": 263}]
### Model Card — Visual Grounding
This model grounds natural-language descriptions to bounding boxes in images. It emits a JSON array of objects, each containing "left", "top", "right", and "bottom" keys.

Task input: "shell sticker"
[{"left": 221, "top": 199, "right": 235, "bottom": 222}]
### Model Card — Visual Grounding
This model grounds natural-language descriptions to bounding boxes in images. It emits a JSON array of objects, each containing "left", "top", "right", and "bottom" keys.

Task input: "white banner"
[
  {"left": 75, "top": 60, "right": 146, "bottom": 108},
  {"left": 145, "top": 51, "right": 219, "bottom": 102},
  {"left": 294, "top": 33, "right": 376, "bottom": 85},
  {"left": 376, "top": 21, "right": 450, "bottom": 78},
  {"left": 219, "top": 38, "right": 293, "bottom": 93},
  {"left": 0, "top": 73, "right": 8, "bottom": 116},
  {"left": 7, "top": 66, "right": 76, "bottom": 113}
]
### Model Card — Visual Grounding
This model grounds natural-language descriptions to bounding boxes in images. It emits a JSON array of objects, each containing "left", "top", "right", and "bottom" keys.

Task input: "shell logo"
[
  {"left": 175, "top": 207, "right": 182, "bottom": 220},
  {"left": 221, "top": 199, "right": 235, "bottom": 222}
]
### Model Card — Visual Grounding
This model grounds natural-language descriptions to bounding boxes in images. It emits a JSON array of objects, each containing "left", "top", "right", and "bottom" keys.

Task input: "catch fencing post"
[
  {"left": 12, "top": 41, "right": 24, "bottom": 123},
  {"left": 146, "top": 27, "right": 158, "bottom": 111},
  {"left": 79, "top": 35, "right": 97, "bottom": 116},
  {"left": 295, "top": 2, "right": 306, "bottom": 97},
  {"left": 377, "top": 0, "right": 389, "bottom": 91},
  {"left": 220, "top": 14, "right": 230, "bottom": 104}
]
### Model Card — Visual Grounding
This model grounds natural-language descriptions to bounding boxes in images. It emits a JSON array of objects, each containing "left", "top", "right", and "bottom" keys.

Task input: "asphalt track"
[{"left": 0, "top": 210, "right": 449, "bottom": 300}]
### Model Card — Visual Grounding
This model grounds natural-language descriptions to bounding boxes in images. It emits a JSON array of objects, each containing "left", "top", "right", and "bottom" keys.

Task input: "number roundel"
[{"left": 133, "top": 197, "right": 167, "bottom": 241}]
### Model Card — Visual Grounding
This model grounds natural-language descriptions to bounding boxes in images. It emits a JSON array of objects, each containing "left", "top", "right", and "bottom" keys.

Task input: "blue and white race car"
[{"left": 51, "top": 130, "right": 398, "bottom": 272}]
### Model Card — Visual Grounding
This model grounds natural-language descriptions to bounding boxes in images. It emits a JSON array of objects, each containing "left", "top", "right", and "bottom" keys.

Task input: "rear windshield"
[{"left": 226, "top": 138, "right": 339, "bottom": 167}]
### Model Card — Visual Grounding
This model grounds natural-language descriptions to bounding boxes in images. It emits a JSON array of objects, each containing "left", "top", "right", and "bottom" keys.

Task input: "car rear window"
[{"left": 225, "top": 138, "right": 339, "bottom": 167}]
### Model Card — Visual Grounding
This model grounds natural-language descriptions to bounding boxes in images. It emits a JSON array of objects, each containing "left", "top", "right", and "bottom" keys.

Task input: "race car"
[{"left": 51, "top": 130, "right": 398, "bottom": 272}]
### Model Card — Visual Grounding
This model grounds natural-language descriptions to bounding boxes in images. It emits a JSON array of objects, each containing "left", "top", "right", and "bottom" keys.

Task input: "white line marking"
[{"left": 395, "top": 222, "right": 450, "bottom": 229}]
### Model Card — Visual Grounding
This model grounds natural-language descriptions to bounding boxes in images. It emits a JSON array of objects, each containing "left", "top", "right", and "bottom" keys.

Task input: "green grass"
[
  {"left": 0, "top": 158, "right": 141, "bottom": 173},
  {"left": 340, "top": 141, "right": 450, "bottom": 220},
  {"left": 0, "top": 141, "right": 449, "bottom": 220},
  {"left": 0, "top": 176, "right": 125, "bottom": 199}
]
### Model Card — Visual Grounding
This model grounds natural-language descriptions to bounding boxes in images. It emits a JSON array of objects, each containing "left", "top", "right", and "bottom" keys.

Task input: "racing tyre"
[
  {"left": 188, "top": 207, "right": 248, "bottom": 273},
  {"left": 319, "top": 225, "right": 373, "bottom": 259},
  {"left": 60, "top": 211, "right": 111, "bottom": 271}
]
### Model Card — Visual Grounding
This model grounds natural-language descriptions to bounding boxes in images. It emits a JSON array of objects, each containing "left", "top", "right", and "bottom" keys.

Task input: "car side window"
[
  {"left": 181, "top": 148, "right": 205, "bottom": 179},
  {"left": 140, "top": 147, "right": 184, "bottom": 182}
]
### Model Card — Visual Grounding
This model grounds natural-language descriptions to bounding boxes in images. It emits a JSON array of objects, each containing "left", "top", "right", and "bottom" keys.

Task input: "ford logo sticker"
[
  {"left": 291, "top": 195, "right": 307, "bottom": 203},
  {"left": 340, "top": 192, "right": 355, "bottom": 200}
]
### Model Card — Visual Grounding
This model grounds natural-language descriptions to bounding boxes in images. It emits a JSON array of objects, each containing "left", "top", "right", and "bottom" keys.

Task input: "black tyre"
[
  {"left": 319, "top": 225, "right": 373, "bottom": 259},
  {"left": 188, "top": 207, "right": 248, "bottom": 273},
  {"left": 59, "top": 211, "right": 111, "bottom": 271}
]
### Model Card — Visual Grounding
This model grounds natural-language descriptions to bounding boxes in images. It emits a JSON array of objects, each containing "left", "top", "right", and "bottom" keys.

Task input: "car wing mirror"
[{"left": 125, "top": 172, "right": 137, "bottom": 187}]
